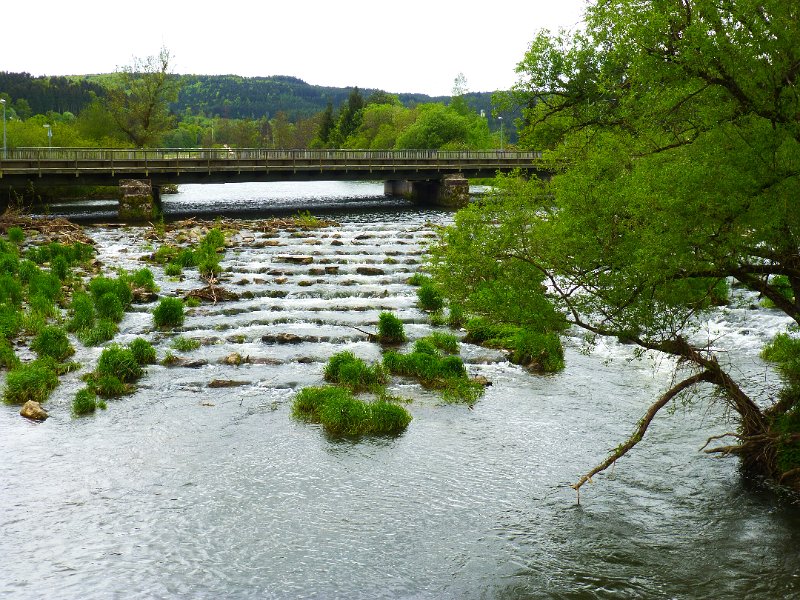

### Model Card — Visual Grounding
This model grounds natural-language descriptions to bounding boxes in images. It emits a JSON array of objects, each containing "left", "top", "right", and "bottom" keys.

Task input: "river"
[{"left": 2, "top": 182, "right": 799, "bottom": 599}]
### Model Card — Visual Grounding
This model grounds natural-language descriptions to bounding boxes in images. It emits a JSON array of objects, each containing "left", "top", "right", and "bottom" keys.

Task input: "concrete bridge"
[{"left": 0, "top": 148, "right": 547, "bottom": 219}]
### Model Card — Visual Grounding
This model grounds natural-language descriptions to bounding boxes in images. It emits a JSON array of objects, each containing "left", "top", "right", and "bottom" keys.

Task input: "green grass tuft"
[
  {"left": 376, "top": 312, "right": 407, "bottom": 344},
  {"left": 171, "top": 336, "right": 200, "bottom": 351},
  {"left": 323, "top": 351, "right": 388, "bottom": 392},
  {"left": 72, "top": 388, "right": 100, "bottom": 416},
  {"left": 153, "top": 297, "right": 185, "bottom": 328},
  {"left": 31, "top": 326, "right": 75, "bottom": 362},
  {"left": 3, "top": 360, "right": 60, "bottom": 405},
  {"left": 97, "top": 344, "right": 143, "bottom": 383},
  {"left": 129, "top": 338, "right": 157, "bottom": 365}
]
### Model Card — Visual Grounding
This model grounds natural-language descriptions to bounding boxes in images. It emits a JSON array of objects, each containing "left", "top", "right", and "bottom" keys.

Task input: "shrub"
[
  {"left": 2, "top": 360, "right": 59, "bottom": 404},
  {"left": 201, "top": 228, "right": 226, "bottom": 251},
  {"left": 197, "top": 255, "right": 222, "bottom": 279},
  {"left": 153, "top": 297, "right": 185, "bottom": 328},
  {"left": 417, "top": 282, "right": 444, "bottom": 312},
  {"left": 77, "top": 320, "right": 117, "bottom": 346},
  {"left": 129, "top": 338, "right": 157, "bottom": 365},
  {"left": 7, "top": 226, "right": 24, "bottom": 244},
  {"left": 97, "top": 344, "right": 143, "bottom": 383},
  {"left": 762, "top": 333, "right": 800, "bottom": 384},
  {"left": 323, "top": 351, "right": 388, "bottom": 392},
  {"left": 152, "top": 244, "right": 179, "bottom": 264},
  {"left": 95, "top": 292, "right": 124, "bottom": 322},
  {"left": 66, "top": 292, "right": 95, "bottom": 332},
  {"left": 0, "top": 338, "right": 20, "bottom": 369},
  {"left": 376, "top": 312, "right": 406, "bottom": 344},
  {"left": 171, "top": 336, "right": 200, "bottom": 351},
  {"left": 72, "top": 388, "right": 100, "bottom": 416},
  {"left": 175, "top": 248, "right": 197, "bottom": 268},
  {"left": 31, "top": 326, "right": 74, "bottom": 362},
  {"left": 0, "top": 252, "right": 19, "bottom": 275},
  {"left": 20, "top": 311, "right": 47, "bottom": 336}
]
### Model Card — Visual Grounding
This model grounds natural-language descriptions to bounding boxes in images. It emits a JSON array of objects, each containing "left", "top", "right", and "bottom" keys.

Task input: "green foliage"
[
  {"left": 17, "top": 260, "right": 39, "bottom": 284},
  {"left": 0, "top": 304, "right": 21, "bottom": 339},
  {"left": 31, "top": 326, "right": 74, "bottom": 362},
  {"left": 509, "top": 330, "right": 565, "bottom": 373},
  {"left": 395, "top": 103, "right": 492, "bottom": 150},
  {"left": 2, "top": 359, "right": 59, "bottom": 404},
  {"left": 153, "top": 297, "right": 185, "bottom": 328},
  {"left": 165, "top": 262, "right": 183, "bottom": 277},
  {"left": 424, "top": 332, "right": 459, "bottom": 354},
  {"left": 0, "top": 338, "right": 20, "bottom": 369},
  {"left": 416, "top": 281, "right": 444, "bottom": 312},
  {"left": 92, "top": 374, "right": 128, "bottom": 398},
  {"left": 72, "top": 387, "right": 100, "bottom": 416},
  {"left": 762, "top": 334, "right": 800, "bottom": 385},
  {"left": 77, "top": 320, "right": 117, "bottom": 346},
  {"left": 129, "top": 337, "right": 157, "bottom": 365},
  {"left": 89, "top": 275, "right": 132, "bottom": 309},
  {"left": 50, "top": 255, "right": 70, "bottom": 281},
  {"left": 292, "top": 386, "right": 412, "bottom": 436},
  {"left": 171, "top": 336, "right": 200, "bottom": 351},
  {"left": 97, "top": 344, "right": 143, "bottom": 383},
  {"left": 383, "top": 346, "right": 482, "bottom": 403},
  {"left": 28, "top": 271, "right": 62, "bottom": 303},
  {"left": 7, "top": 227, "right": 25, "bottom": 244},
  {"left": 0, "top": 275, "right": 23, "bottom": 307},
  {"left": 152, "top": 244, "right": 179, "bottom": 264},
  {"left": 126, "top": 268, "right": 159, "bottom": 292},
  {"left": 447, "top": 302, "right": 465, "bottom": 329},
  {"left": 323, "top": 351, "right": 388, "bottom": 393},
  {"left": 66, "top": 292, "right": 95, "bottom": 332},
  {"left": 95, "top": 292, "right": 124, "bottom": 322},
  {"left": 376, "top": 312, "right": 407, "bottom": 344},
  {"left": 408, "top": 273, "right": 430, "bottom": 287}
]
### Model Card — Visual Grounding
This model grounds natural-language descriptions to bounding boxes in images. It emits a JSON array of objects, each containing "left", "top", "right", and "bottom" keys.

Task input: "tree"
[
  {"left": 430, "top": 0, "right": 800, "bottom": 493},
  {"left": 330, "top": 87, "right": 365, "bottom": 146},
  {"left": 104, "top": 47, "right": 179, "bottom": 147}
]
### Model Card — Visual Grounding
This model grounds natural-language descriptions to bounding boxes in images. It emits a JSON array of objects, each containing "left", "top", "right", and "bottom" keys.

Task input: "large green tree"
[
  {"left": 431, "top": 0, "right": 800, "bottom": 492},
  {"left": 104, "top": 47, "right": 179, "bottom": 147}
]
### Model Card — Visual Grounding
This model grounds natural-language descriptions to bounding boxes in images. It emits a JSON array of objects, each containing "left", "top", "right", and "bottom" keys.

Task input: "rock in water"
[{"left": 20, "top": 401, "right": 48, "bottom": 421}]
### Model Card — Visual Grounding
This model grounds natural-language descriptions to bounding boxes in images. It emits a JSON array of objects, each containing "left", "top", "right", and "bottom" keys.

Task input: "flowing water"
[{"left": 2, "top": 182, "right": 800, "bottom": 599}]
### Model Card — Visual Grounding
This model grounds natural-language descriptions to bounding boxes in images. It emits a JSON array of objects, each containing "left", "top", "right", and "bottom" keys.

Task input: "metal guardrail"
[{"left": 2, "top": 147, "right": 543, "bottom": 162}]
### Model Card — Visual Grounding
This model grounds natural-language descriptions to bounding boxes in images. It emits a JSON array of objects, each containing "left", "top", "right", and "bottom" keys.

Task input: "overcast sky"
[{"left": 4, "top": 0, "right": 586, "bottom": 97}]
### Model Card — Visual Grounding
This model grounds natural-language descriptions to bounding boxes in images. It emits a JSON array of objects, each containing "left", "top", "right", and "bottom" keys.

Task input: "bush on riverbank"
[
  {"left": 31, "top": 326, "right": 75, "bottom": 362},
  {"left": 71, "top": 387, "right": 106, "bottom": 417}
]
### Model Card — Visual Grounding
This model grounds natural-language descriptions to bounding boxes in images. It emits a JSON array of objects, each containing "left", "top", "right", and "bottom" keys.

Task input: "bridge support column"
[
  {"left": 118, "top": 179, "right": 158, "bottom": 222},
  {"left": 385, "top": 175, "right": 469, "bottom": 208}
]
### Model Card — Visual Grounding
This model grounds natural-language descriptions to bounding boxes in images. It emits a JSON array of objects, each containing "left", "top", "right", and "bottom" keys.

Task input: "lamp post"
[
  {"left": 1, "top": 98, "right": 6, "bottom": 160},
  {"left": 43, "top": 123, "right": 52, "bottom": 148},
  {"left": 498, "top": 116, "right": 504, "bottom": 152}
]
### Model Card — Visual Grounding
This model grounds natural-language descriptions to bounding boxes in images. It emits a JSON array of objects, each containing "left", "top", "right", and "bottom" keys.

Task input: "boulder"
[
  {"left": 356, "top": 267, "right": 385, "bottom": 276},
  {"left": 20, "top": 401, "right": 48, "bottom": 421},
  {"left": 208, "top": 379, "right": 250, "bottom": 388},
  {"left": 262, "top": 333, "right": 303, "bottom": 344},
  {"left": 275, "top": 255, "right": 314, "bottom": 265}
]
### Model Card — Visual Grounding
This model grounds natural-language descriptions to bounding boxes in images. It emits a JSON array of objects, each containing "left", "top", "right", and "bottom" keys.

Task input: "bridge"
[{"left": 0, "top": 148, "right": 547, "bottom": 219}]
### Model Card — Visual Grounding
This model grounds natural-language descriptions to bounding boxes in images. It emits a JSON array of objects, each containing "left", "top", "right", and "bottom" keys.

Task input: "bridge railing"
[{"left": 5, "top": 148, "right": 543, "bottom": 162}]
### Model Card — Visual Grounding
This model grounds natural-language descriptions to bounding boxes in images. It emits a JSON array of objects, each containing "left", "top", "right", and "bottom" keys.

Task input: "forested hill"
[
  {"left": 1, "top": 71, "right": 497, "bottom": 122},
  {"left": 0, "top": 72, "right": 106, "bottom": 117}
]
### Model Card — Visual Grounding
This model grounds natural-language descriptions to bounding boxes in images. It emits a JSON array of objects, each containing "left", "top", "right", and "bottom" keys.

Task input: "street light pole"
[
  {"left": 1, "top": 98, "right": 6, "bottom": 160},
  {"left": 498, "top": 116, "right": 504, "bottom": 151},
  {"left": 43, "top": 124, "right": 52, "bottom": 148}
]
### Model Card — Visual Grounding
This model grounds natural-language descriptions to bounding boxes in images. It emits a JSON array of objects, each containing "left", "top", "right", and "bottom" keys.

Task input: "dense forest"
[{"left": 0, "top": 67, "right": 515, "bottom": 151}]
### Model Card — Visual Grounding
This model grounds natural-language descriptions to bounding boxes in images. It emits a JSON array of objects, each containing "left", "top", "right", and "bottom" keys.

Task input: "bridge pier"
[
  {"left": 384, "top": 174, "right": 470, "bottom": 208},
  {"left": 118, "top": 179, "right": 161, "bottom": 222}
]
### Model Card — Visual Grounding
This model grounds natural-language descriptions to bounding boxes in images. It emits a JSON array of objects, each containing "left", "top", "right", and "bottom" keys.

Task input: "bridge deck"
[{"left": 0, "top": 148, "right": 545, "bottom": 187}]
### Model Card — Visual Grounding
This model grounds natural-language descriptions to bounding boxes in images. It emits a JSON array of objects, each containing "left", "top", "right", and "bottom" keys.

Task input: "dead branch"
[
  {"left": 572, "top": 370, "right": 713, "bottom": 494},
  {"left": 699, "top": 432, "right": 741, "bottom": 452}
]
